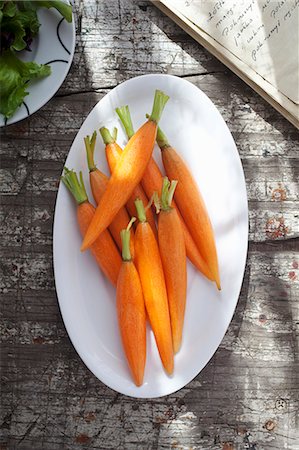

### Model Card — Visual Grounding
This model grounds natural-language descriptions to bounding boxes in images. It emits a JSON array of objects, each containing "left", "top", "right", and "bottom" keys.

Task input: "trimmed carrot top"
[
  {"left": 99, "top": 126, "right": 118, "bottom": 146},
  {"left": 115, "top": 105, "right": 134, "bottom": 140},
  {"left": 61, "top": 168, "right": 88, "bottom": 205},
  {"left": 154, "top": 177, "right": 178, "bottom": 211},
  {"left": 84, "top": 131, "right": 97, "bottom": 172},
  {"left": 149, "top": 90, "right": 169, "bottom": 123},
  {"left": 120, "top": 217, "right": 136, "bottom": 262},
  {"left": 135, "top": 198, "right": 147, "bottom": 223}
]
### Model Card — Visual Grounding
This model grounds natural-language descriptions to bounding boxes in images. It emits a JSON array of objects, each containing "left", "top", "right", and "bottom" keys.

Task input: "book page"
[{"left": 166, "top": 0, "right": 299, "bottom": 104}]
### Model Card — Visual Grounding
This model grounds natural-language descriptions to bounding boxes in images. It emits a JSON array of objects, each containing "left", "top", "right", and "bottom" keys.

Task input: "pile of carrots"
[{"left": 61, "top": 89, "right": 220, "bottom": 386}]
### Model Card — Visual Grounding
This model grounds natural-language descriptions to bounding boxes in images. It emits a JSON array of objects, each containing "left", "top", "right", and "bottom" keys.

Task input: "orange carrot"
[
  {"left": 81, "top": 90, "right": 169, "bottom": 251},
  {"left": 157, "top": 126, "right": 220, "bottom": 290},
  {"left": 116, "top": 106, "right": 213, "bottom": 281},
  {"left": 84, "top": 132, "right": 135, "bottom": 258},
  {"left": 117, "top": 219, "right": 146, "bottom": 386},
  {"left": 155, "top": 178, "right": 187, "bottom": 353},
  {"left": 134, "top": 199, "right": 173, "bottom": 374},
  {"left": 61, "top": 168, "right": 121, "bottom": 286},
  {"left": 99, "top": 125, "right": 157, "bottom": 237}
]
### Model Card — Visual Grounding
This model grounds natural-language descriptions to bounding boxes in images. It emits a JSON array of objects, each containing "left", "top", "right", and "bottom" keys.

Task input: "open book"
[{"left": 153, "top": 0, "right": 299, "bottom": 128}]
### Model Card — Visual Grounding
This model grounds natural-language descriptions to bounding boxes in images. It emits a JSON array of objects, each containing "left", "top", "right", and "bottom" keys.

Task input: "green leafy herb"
[
  {"left": 33, "top": 1, "right": 72, "bottom": 23},
  {"left": 0, "top": 1, "right": 72, "bottom": 119},
  {"left": 0, "top": 50, "right": 51, "bottom": 118}
]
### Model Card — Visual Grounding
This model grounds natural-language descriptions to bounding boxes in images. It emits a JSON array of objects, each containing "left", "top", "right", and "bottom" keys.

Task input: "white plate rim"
[{"left": 53, "top": 73, "right": 249, "bottom": 398}]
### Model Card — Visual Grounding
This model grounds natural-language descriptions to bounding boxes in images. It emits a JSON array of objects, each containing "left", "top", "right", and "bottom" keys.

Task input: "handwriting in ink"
[
  {"left": 207, "top": 1, "right": 226, "bottom": 22},
  {"left": 221, "top": 0, "right": 255, "bottom": 46},
  {"left": 270, "top": 0, "right": 287, "bottom": 18},
  {"left": 283, "top": 0, "right": 299, "bottom": 20},
  {"left": 261, "top": 0, "right": 271, "bottom": 12},
  {"left": 251, "top": 19, "right": 281, "bottom": 61}
]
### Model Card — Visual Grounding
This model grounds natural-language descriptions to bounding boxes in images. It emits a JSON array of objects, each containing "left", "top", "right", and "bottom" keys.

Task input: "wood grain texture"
[{"left": 0, "top": 1, "right": 298, "bottom": 449}]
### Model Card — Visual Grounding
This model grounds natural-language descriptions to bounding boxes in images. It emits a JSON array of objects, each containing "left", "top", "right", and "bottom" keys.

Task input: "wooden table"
[{"left": 1, "top": 1, "right": 298, "bottom": 449}]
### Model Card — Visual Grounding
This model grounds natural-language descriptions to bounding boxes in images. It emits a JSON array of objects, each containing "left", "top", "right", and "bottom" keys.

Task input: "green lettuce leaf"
[
  {"left": 1, "top": 7, "right": 40, "bottom": 51},
  {"left": 0, "top": 1, "right": 72, "bottom": 119},
  {"left": 1, "top": 1, "right": 17, "bottom": 17},
  {"left": 0, "top": 1, "right": 72, "bottom": 51},
  {"left": 34, "top": 1, "right": 72, "bottom": 23},
  {"left": 0, "top": 50, "right": 51, "bottom": 119}
]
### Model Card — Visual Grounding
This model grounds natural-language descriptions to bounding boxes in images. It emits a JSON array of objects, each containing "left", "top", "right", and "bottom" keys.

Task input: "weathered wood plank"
[
  {"left": 1, "top": 251, "right": 298, "bottom": 449},
  {"left": 0, "top": 1, "right": 298, "bottom": 449},
  {"left": 0, "top": 200, "right": 298, "bottom": 251}
]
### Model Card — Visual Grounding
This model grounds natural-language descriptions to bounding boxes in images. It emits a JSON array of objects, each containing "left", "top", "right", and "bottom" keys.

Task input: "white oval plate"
[
  {"left": 0, "top": 3, "right": 75, "bottom": 127},
  {"left": 53, "top": 74, "right": 248, "bottom": 398}
]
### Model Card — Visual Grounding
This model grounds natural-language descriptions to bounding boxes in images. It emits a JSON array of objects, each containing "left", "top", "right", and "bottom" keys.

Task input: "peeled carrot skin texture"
[
  {"left": 106, "top": 142, "right": 157, "bottom": 237},
  {"left": 81, "top": 120, "right": 157, "bottom": 251},
  {"left": 141, "top": 158, "right": 213, "bottom": 280},
  {"left": 135, "top": 222, "right": 174, "bottom": 375},
  {"left": 126, "top": 186, "right": 157, "bottom": 239},
  {"left": 176, "top": 207, "right": 213, "bottom": 281},
  {"left": 141, "top": 157, "right": 163, "bottom": 198},
  {"left": 158, "top": 209, "right": 187, "bottom": 354},
  {"left": 77, "top": 202, "right": 121, "bottom": 286},
  {"left": 162, "top": 147, "right": 220, "bottom": 288},
  {"left": 90, "top": 168, "right": 108, "bottom": 204},
  {"left": 90, "top": 169, "right": 135, "bottom": 259},
  {"left": 117, "top": 261, "right": 146, "bottom": 386}
]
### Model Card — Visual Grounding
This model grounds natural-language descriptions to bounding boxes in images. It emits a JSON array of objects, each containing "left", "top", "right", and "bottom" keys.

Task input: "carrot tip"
[
  {"left": 134, "top": 377, "right": 143, "bottom": 387},
  {"left": 173, "top": 342, "right": 181, "bottom": 354},
  {"left": 165, "top": 365, "right": 174, "bottom": 376},
  {"left": 80, "top": 240, "right": 90, "bottom": 252}
]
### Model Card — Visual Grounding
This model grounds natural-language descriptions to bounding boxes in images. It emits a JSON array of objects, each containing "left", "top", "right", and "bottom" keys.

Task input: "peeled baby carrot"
[
  {"left": 134, "top": 198, "right": 173, "bottom": 375},
  {"left": 117, "top": 219, "right": 146, "bottom": 386},
  {"left": 155, "top": 178, "right": 187, "bottom": 354},
  {"left": 157, "top": 126, "right": 221, "bottom": 290},
  {"left": 99, "top": 126, "right": 157, "bottom": 237},
  {"left": 61, "top": 168, "right": 121, "bottom": 286},
  {"left": 84, "top": 132, "right": 135, "bottom": 258},
  {"left": 116, "top": 106, "right": 213, "bottom": 281},
  {"left": 81, "top": 90, "right": 169, "bottom": 251}
]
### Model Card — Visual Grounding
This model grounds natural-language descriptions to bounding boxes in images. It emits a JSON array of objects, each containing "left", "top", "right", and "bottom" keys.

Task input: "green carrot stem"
[
  {"left": 145, "top": 114, "right": 170, "bottom": 150},
  {"left": 149, "top": 90, "right": 169, "bottom": 124},
  {"left": 112, "top": 127, "right": 118, "bottom": 141},
  {"left": 99, "top": 127, "right": 117, "bottom": 145},
  {"left": 167, "top": 180, "right": 177, "bottom": 206},
  {"left": 153, "top": 192, "right": 161, "bottom": 214},
  {"left": 120, "top": 217, "right": 136, "bottom": 261},
  {"left": 135, "top": 199, "right": 147, "bottom": 223},
  {"left": 160, "top": 177, "right": 177, "bottom": 210},
  {"left": 145, "top": 193, "right": 155, "bottom": 211},
  {"left": 127, "top": 216, "right": 136, "bottom": 231},
  {"left": 61, "top": 168, "right": 88, "bottom": 205},
  {"left": 156, "top": 125, "right": 170, "bottom": 149},
  {"left": 84, "top": 131, "right": 97, "bottom": 172},
  {"left": 115, "top": 105, "right": 134, "bottom": 139},
  {"left": 120, "top": 230, "right": 131, "bottom": 261}
]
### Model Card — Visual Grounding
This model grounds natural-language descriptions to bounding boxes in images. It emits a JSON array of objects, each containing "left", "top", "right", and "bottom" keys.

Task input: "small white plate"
[
  {"left": 0, "top": 3, "right": 75, "bottom": 127},
  {"left": 53, "top": 74, "right": 248, "bottom": 398}
]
